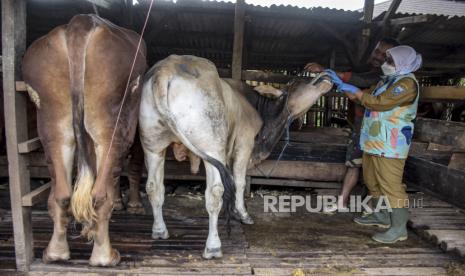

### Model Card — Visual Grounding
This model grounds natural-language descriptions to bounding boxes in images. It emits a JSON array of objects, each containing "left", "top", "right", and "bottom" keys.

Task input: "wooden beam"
[
  {"left": 1, "top": 0, "right": 33, "bottom": 271},
  {"left": 21, "top": 182, "right": 51, "bottom": 207},
  {"left": 422, "top": 60, "right": 465, "bottom": 70},
  {"left": 218, "top": 68, "right": 307, "bottom": 84},
  {"left": 232, "top": 0, "right": 245, "bottom": 80},
  {"left": 414, "top": 118, "right": 465, "bottom": 150},
  {"left": 449, "top": 153, "right": 465, "bottom": 171},
  {"left": 247, "top": 160, "right": 346, "bottom": 182},
  {"left": 381, "top": 0, "right": 402, "bottom": 28},
  {"left": 84, "top": 0, "right": 111, "bottom": 9},
  {"left": 388, "top": 14, "right": 430, "bottom": 26},
  {"left": 18, "top": 137, "right": 42, "bottom": 154},
  {"left": 314, "top": 22, "right": 356, "bottom": 66},
  {"left": 250, "top": 178, "right": 341, "bottom": 189},
  {"left": 420, "top": 86, "right": 465, "bottom": 101},
  {"left": 405, "top": 155, "right": 465, "bottom": 210}
]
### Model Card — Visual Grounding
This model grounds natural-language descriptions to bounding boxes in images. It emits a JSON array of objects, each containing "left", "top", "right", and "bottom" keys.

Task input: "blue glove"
[
  {"left": 323, "top": 69, "right": 343, "bottom": 86},
  {"left": 337, "top": 83, "right": 360, "bottom": 94}
]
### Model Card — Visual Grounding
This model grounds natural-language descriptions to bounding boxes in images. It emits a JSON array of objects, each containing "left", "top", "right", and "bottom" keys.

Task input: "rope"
[{"left": 101, "top": 0, "right": 154, "bottom": 178}]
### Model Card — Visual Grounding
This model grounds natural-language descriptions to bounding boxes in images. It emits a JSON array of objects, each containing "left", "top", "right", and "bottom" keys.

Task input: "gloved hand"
[
  {"left": 323, "top": 69, "right": 343, "bottom": 86},
  {"left": 337, "top": 83, "right": 360, "bottom": 94}
]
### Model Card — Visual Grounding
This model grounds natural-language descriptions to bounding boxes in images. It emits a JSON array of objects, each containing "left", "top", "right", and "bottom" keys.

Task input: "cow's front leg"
[
  {"left": 203, "top": 162, "right": 224, "bottom": 259},
  {"left": 232, "top": 139, "right": 254, "bottom": 224},
  {"left": 145, "top": 149, "right": 169, "bottom": 239}
]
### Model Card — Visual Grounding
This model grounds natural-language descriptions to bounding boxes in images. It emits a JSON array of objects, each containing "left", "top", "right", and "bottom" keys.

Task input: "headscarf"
[{"left": 386, "top": 45, "right": 422, "bottom": 75}]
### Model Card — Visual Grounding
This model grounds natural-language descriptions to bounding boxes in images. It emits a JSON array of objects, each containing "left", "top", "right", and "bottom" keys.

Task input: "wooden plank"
[
  {"left": 1, "top": 0, "right": 34, "bottom": 271},
  {"left": 253, "top": 267, "right": 447, "bottom": 276},
  {"left": 247, "top": 160, "right": 346, "bottom": 181},
  {"left": 21, "top": 182, "right": 51, "bottom": 207},
  {"left": 231, "top": 0, "right": 245, "bottom": 80},
  {"left": 84, "top": 0, "right": 112, "bottom": 9},
  {"left": 414, "top": 118, "right": 465, "bottom": 150},
  {"left": 251, "top": 178, "right": 341, "bottom": 189},
  {"left": 389, "top": 14, "right": 430, "bottom": 26},
  {"left": 405, "top": 156, "right": 465, "bottom": 210},
  {"left": 427, "top": 142, "right": 454, "bottom": 152},
  {"left": 18, "top": 137, "right": 42, "bottom": 153},
  {"left": 449, "top": 153, "right": 465, "bottom": 171},
  {"left": 420, "top": 85, "right": 465, "bottom": 101}
]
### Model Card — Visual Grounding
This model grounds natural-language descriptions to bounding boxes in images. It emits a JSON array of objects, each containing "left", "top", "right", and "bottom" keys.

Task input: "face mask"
[{"left": 381, "top": 62, "right": 396, "bottom": 76}]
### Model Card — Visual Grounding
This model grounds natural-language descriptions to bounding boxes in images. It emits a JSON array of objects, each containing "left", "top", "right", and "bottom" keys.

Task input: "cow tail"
[
  {"left": 151, "top": 73, "right": 236, "bottom": 235},
  {"left": 67, "top": 17, "right": 97, "bottom": 234}
]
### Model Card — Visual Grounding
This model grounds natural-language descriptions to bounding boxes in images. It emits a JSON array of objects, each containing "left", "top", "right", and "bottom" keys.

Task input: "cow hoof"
[
  {"left": 113, "top": 200, "right": 124, "bottom": 211},
  {"left": 42, "top": 246, "right": 70, "bottom": 263},
  {"left": 152, "top": 229, "right": 169, "bottom": 239},
  {"left": 127, "top": 206, "right": 145, "bottom": 215},
  {"left": 202, "top": 247, "right": 223, "bottom": 259},
  {"left": 89, "top": 248, "right": 120, "bottom": 267},
  {"left": 241, "top": 215, "right": 254, "bottom": 225},
  {"left": 232, "top": 209, "right": 254, "bottom": 225},
  {"left": 232, "top": 210, "right": 242, "bottom": 221}
]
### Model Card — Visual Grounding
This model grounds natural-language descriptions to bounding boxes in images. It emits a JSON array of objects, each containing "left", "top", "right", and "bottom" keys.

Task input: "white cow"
[{"left": 139, "top": 55, "right": 333, "bottom": 259}]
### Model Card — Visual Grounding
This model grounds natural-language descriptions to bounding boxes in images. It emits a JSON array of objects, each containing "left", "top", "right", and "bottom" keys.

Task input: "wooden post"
[
  {"left": 357, "top": 0, "right": 374, "bottom": 63},
  {"left": 232, "top": 0, "right": 245, "bottom": 80},
  {"left": 2, "top": 0, "right": 33, "bottom": 271},
  {"left": 381, "top": 0, "right": 402, "bottom": 35}
]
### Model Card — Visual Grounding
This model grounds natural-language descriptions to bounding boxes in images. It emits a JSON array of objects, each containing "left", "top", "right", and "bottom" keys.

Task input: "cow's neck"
[{"left": 242, "top": 90, "right": 290, "bottom": 164}]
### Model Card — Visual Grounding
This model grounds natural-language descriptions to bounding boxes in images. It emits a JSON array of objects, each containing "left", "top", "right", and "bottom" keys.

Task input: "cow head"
[
  {"left": 249, "top": 76, "right": 333, "bottom": 166},
  {"left": 254, "top": 76, "right": 333, "bottom": 120}
]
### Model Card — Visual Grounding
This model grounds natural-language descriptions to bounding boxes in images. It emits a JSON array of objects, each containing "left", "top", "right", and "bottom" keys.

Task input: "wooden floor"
[
  {"left": 1, "top": 192, "right": 465, "bottom": 275},
  {"left": 0, "top": 211, "right": 252, "bottom": 275},
  {"left": 409, "top": 192, "right": 465, "bottom": 259}
]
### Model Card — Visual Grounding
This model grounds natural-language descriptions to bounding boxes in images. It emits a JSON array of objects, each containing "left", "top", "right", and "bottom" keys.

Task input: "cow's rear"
[{"left": 22, "top": 14, "right": 146, "bottom": 266}]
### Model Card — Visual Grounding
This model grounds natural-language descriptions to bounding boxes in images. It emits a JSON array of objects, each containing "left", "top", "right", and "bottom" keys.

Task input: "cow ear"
[{"left": 254, "top": 85, "right": 283, "bottom": 99}]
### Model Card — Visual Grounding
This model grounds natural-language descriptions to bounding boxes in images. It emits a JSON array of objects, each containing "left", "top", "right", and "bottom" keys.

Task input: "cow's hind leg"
[
  {"left": 113, "top": 178, "right": 124, "bottom": 211},
  {"left": 87, "top": 144, "right": 122, "bottom": 267},
  {"left": 41, "top": 120, "right": 75, "bottom": 263},
  {"left": 127, "top": 137, "right": 145, "bottom": 214},
  {"left": 145, "top": 146, "right": 169, "bottom": 239},
  {"left": 203, "top": 161, "right": 225, "bottom": 259}
]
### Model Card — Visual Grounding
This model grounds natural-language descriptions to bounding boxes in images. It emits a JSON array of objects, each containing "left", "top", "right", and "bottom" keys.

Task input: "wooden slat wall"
[{"left": 414, "top": 118, "right": 465, "bottom": 150}]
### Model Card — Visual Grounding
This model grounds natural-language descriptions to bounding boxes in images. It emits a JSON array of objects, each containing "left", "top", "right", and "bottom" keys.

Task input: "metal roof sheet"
[{"left": 373, "top": 0, "right": 465, "bottom": 18}]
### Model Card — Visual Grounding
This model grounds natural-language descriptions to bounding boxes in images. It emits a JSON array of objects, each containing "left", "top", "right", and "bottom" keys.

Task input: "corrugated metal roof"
[
  {"left": 373, "top": 0, "right": 465, "bottom": 18},
  {"left": 132, "top": 0, "right": 362, "bottom": 70},
  {"left": 22, "top": 0, "right": 465, "bottom": 75}
]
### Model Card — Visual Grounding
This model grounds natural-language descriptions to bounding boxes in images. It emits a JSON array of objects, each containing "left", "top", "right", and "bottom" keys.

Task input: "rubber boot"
[
  {"left": 353, "top": 198, "right": 391, "bottom": 228},
  {"left": 372, "top": 208, "right": 408, "bottom": 243}
]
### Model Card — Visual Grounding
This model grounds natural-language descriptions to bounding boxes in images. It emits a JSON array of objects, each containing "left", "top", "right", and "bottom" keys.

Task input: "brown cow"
[{"left": 22, "top": 14, "right": 146, "bottom": 266}]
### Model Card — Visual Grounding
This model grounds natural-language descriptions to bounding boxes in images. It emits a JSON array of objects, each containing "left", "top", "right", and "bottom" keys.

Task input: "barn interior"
[{"left": 1, "top": 0, "right": 465, "bottom": 275}]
